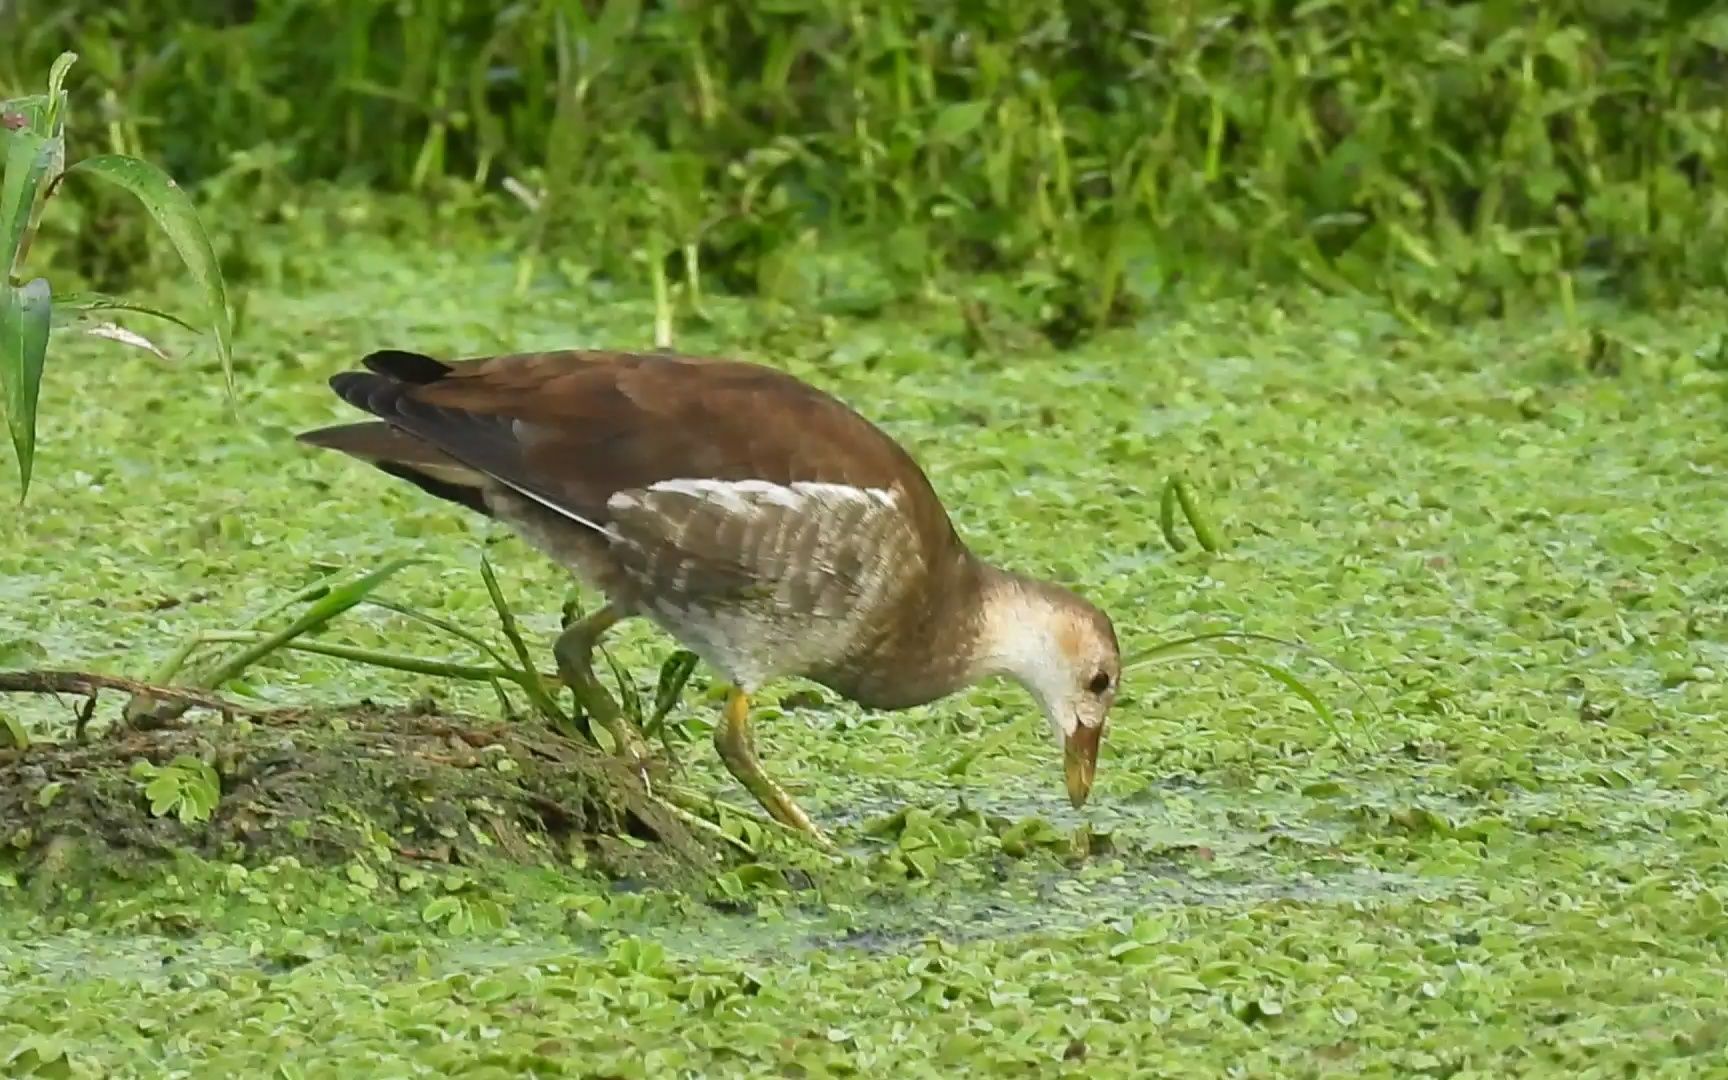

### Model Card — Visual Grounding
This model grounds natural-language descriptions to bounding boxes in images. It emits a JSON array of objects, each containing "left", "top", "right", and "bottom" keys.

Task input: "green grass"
[
  {"left": 4, "top": 228, "right": 1728, "bottom": 1074},
  {"left": 7, "top": 2, "right": 1728, "bottom": 335}
]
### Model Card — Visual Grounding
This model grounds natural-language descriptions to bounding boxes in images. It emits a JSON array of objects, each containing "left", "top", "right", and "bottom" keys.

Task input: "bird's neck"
[
  {"left": 963, "top": 562, "right": 1074, "bottom": 705},
  {"left": 823, "top": 553, "right": 1056, "bottom": 710}
]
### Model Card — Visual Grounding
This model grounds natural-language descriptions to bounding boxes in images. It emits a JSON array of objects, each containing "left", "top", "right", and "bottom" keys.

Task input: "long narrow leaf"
[
  {"left": 1, "top": 130, "right": 53, "bottom": 277},
  {"left": 142, "top": 573, "right": 338, "bottom": 688},
  {"left": 0, "top": 278, "right": 51, "bottom": 496},
  {"left": 144, "top": 635, "right": 205, "bottom": 687},
  {"left": 1124, "top": 630, "right": 1313, "bottom": 668},
  {"left": 1127, "top": 643, "right": 1347, "bottom": 734},
  {"left": 194, "top": 631, "right": 528, "bottom": 684},
  {"left": 244, "top": 575, "right": 337, "bottom": 629},
  {"left": 124, "top": 559, "right": 418, "bottom": 725},
  {"left": 1170, "top": 474, "right": 1222, "bottom": 552},
  {"left": 65, "top": 155, "right": 233, "bottom": 398},
  {"left": 649, "top": 649, "right": 699, "bottom": 732},
  {"left": 478, "top": 555, "right": 569, "bottom": 728},
  {"left": 51, "top": 291, "right": 197, "bottom": 332},
  {"left": 1233, "top": 657, "right": 1342, "bottom": 737},
  {"left": 363, "top": 597, "right": 516, "bottom": 669},
  {"left": 41, "top": 53, "right": 76, "bottom": 135},
  {"left": 602, "top": 645, "right": 642, "bottom": 725},
  {"left": 84, "top": 322, "right": 167, "bottom": 359},
  {"left": 0, "top": 57, "right": 71, "bottom": 279},
  {"left": 192, "top": 557, "right": 419, "bottom": 690},
  {"left": 1158, "top": 477, "right": 1187, "bottom": 552},
  {"left": 1126, "top": 629, "right": 1384, "bottom": 721},
  {"left": 1153, "top": 650, "right": 1353, "bottom": 741}
]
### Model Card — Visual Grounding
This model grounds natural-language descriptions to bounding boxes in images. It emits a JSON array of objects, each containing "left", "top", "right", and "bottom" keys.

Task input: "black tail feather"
[
  {"left": 363, "top": 349, "right": 451, "bottom": 384},
  {"left": 329, "top": 371, "right": 404, "bottom": 419}
]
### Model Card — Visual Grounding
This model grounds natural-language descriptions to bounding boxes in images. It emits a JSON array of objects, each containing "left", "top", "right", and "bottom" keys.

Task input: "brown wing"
[{"left": 307, "top": 348, "right": 962, "bottom": 573}]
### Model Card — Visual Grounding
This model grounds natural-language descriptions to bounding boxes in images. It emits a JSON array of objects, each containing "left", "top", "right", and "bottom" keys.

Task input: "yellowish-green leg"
[
  {"left": 553, "top": 605, "right": 649, "bottom": 765},
  {"left": 713, "top": 688, "right": 830, "bottom": 846}
]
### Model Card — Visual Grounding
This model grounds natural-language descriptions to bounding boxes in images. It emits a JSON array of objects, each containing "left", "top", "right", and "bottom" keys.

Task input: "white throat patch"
[{"left": 975, "top": 585, "right": 1082, "bottom": 743}]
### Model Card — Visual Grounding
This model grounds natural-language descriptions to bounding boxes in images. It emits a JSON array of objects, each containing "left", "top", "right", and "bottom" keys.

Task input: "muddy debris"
[{"left": 0, "top": 706, "right": 724, "bottom": 896}]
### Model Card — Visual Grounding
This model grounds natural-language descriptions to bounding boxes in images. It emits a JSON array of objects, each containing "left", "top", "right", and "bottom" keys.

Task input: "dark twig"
[
  {"left": 74, "top": 694, "right": 97, "bottom": 744},
  {"left": 0, "top": 669, "right": 273, "bottom": 725}
]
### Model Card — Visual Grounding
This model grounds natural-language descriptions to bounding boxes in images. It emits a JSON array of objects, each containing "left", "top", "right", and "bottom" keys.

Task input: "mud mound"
[{"left": 0, "top": 707, "right": 720, "bottom": 892}]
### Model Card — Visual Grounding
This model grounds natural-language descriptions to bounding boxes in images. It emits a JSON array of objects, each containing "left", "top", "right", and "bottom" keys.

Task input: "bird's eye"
[{"left": 1087, "top": 671, "right": 1112, "bottom": 695}]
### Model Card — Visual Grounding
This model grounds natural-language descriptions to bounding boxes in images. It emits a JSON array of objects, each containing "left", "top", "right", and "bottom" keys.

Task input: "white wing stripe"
[
  {"left": 497, "top": 478, "right": 618, "bottom": 539},
  {"left": 611, "top": 478, "right": 899, "bottom": 516}
]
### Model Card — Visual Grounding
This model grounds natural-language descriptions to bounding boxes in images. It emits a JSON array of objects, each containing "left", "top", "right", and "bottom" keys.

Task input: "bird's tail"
[{"left": 295, "top": 420, "right": 492, "bottom": 516}]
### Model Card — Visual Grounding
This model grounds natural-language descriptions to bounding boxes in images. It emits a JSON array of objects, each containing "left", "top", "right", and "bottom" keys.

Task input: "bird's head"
[{"left": 975, "top": 570, "right": 1121, "bottom": 808}]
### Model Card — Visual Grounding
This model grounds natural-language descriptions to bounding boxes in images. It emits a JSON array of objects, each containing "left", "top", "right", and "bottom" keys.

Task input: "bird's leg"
[
  {"left": 552, "top": 604, "right": 650, "bottom": 766},
  {"left": 712, "top": 688, "right": 830, "bottom": 846}
]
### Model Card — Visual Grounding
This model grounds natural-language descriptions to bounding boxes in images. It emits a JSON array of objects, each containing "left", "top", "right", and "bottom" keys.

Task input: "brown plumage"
[{"left": 299, "top": 347, "right": 1120, "bottom": 836}]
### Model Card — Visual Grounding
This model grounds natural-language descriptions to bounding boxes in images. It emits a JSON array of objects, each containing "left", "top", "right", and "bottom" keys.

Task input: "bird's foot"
[
  {"left": 760, "top": 789, "right": 833, "bottom": 851},
  {"left": 713, "top": 688, "right": 834, "bottom": 850},
  {"left": 552, "top": 604, "right": 653, "bottom": 767},
  {"left": 732, "top": 767, "right": 829, "bottom": 845}
]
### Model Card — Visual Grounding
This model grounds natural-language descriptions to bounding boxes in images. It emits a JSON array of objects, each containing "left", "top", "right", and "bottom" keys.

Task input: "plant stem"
[{"left": 193, "top": 631, "right": 548, "bottom": 686}]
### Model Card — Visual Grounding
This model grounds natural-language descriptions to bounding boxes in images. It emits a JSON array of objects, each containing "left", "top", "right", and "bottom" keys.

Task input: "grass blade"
[
  {"left": 0, "top": 278, "right": 50, "bottom": 496},
  {"left": 601, "top": 646, "right": 642, "bottom": 727},
  {"left": 649, "top": 649, "right": 699, "bottom": 733},
  {"left": 85, "top": 321, "right": 166, "bottom": 359},
  {"left": 944, "top": 725, "right": 1018, "bottom": 778},
  {"left": 363, "top": 597, "right": 516, "bottom": 670},
  {"left": 1125, "top": 630, "right": 1279, "bottom": 667},
  {"left": 50, "top": 291, "right": 198, "bottom": 332},
  {"left": 123, "top": 559, "right": 419, "bottom": 725},
  {"left": 244, "top": 576, "right": 337, "bottom": 628},
  {"left": 1232, "top": 657, "right": 1341, "bottom": 737},
  {"left": 1128, "top": 630, "right": 1335, "bottom": 671},
  {"left": 1170, "top": 474, "right": 1222, "bottom": 552},
  {"left": 65, "top": 154, "right": 234, "bottom": 399},
  {"left": 144, "top": 573, "right": 338, "bottom": 686},
  {"left": 1, "top": 711, "right": 28, "bottom": 750},
  {"left": 1127, "top": 645, "right": 1348, "bottom": 740},
  {"left": 143, "top": 635, "right": 205, "bottom": 688},
  {"left": 485, "top": 675, "right": 515, "bottom": 719},
  {"left": 192, "top": 557, "right": 420, "bottom": 691},
  {"left": 1124, "top": 628, "right": 1385, "bottom": 725},
  {"left": 478, "top": 554, "right": 569, "bottom": 728},
  {"left": 193, "top": 631, "right": 530, "bottom": 684},
  {"left": 40, "top": 52, "right": 76, "bottom": 135},
  {"left": 1158, "top": 477, "right": 1187, "bottom": 552}
]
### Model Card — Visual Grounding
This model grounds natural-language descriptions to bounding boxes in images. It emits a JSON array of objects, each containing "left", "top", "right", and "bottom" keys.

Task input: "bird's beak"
[{"left": 1063, "top": 724, "right": 1102, "bottom": 808}]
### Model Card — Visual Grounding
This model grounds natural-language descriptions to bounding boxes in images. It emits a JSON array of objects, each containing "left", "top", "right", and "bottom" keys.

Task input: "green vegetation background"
[
  {"left": 6, "top": 6, "right": 1728, "bottom": 1076},
  {"left": 6, "top": 0, "right": 1727, "bottom": 340}
]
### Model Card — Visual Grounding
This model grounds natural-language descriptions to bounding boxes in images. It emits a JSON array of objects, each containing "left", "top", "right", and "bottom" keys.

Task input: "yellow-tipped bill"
[{"left": 1063, "top": 724, "right": 1102, "bottom": 808}]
